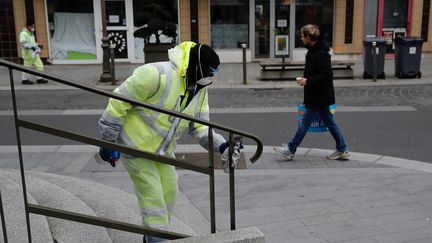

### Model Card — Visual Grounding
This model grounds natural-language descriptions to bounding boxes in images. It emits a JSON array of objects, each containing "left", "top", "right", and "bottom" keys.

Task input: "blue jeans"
[{"left": 288, "top": 106, "right": 347, "bottom": 154}]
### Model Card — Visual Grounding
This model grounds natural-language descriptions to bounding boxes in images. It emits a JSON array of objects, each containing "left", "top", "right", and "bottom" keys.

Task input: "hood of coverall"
[{"left": 168, "top": 42, "right": 220, "bottom": 92}]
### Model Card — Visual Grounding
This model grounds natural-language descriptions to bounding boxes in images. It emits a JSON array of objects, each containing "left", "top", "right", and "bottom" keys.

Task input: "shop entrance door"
[
  {"left": 378, "top": 0, "right": 412, "bottom": 54},
  {"left": 254, "top": 0, "right": 292, "bottom": 59},
  {"left": 102, "top": 0, "right": 134, "bottom": 61}
]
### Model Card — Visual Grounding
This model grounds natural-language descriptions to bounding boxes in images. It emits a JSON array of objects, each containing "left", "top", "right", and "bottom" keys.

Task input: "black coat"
[{"left": 303, "top": 40, "right": 335, "bottom": 109}]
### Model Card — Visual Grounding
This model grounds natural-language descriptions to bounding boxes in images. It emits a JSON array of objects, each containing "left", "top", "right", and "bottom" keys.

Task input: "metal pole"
[
  {"left": 0, "top": 189, "right": 8, "bottom": 243},
  {"left": 101, "top": 0, "right": 107, "bottom": 37},
  {"left": 100, "top": 38, "right": 113, "bottom": 82},
  {"left": 282, "top": 55, "right": 285, "bottom": 71},
  {"left": 100, "top": 0, "right": 113, "bottom": 82},
  {"left": 241, "top": 43, "right": 247, "bottom": 85},
  {"left": 372, "top": 41, "right": 377, "bottom": 82},
  {"left": 228, "top": 133, "right": 236, "bottom": 231},
  {"left": 8, "top": 68, "right": 32, "bottom": 243},
  {"left": 110, "top": 47, "right": 116, "bottom": 85},
  {"left": 208, "top": 128, "right": 216, "bottom": 233}
]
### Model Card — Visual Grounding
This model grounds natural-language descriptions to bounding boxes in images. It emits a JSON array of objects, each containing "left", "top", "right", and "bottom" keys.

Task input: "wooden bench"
[{"left": 258, "top": 60, "right": 355, "bottom": 80}]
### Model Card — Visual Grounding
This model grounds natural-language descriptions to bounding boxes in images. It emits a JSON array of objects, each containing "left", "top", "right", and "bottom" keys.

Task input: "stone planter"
[{"left": 143, "top": 43, "right": 175, "bottom": 63}]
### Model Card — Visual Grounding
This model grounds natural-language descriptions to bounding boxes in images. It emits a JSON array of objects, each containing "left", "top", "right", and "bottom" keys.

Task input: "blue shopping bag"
[{"left": 297, "top": 104, "right": 336, "bottom": 133}]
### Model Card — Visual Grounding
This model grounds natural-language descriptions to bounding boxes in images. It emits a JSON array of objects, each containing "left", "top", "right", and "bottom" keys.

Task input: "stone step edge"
[{"left": 0, "top": 173, "right": 54, "bottom": 243}]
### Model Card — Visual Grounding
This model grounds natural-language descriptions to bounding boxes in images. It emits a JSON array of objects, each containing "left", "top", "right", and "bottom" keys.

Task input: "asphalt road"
[{"left": 1, "top": 85, "right": 431, "bottom": 162}]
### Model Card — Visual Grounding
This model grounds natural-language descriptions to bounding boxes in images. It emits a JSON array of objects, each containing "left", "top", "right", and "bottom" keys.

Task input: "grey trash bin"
[
  {"left": 363, "top": 38, "right": 386, "bottom": 79},
  {"left": 394, "top": 37, "right": 423, "bottom": 78}
]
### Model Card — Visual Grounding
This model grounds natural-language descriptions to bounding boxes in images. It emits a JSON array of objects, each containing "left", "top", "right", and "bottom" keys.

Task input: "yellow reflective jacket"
[
  {"left": 19, "top": 28, "right": 38, "bottom": 59},
  {"left": 99, "top": 41, "right": 225, "bottom": 157}
]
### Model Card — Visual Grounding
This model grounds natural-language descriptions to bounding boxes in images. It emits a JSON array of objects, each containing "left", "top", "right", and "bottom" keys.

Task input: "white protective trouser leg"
[
  {"left": 22, "top": 56, "right": 44, "bottom": 81},
  {"left": 124, "top": 156, "right": 178, "bottom": 243}
]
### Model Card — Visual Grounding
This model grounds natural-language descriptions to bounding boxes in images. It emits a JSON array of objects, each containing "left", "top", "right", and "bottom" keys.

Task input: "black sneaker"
[
  {"left": 22, "top": 79, "right": 34, "bottom": 85},
  {"left": 36, "top": 78, "right": 48, "bottom": 84}
]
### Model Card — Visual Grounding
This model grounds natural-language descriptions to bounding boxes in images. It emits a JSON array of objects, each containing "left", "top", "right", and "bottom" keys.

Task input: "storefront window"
[
  {"left": 295, "top": 0, "right": 334, "bottom": 47},
  {"left": 210, "top": 0, "right": 249, "bottom": 49},
  {"left": 106, "top": 1, "right": 127, "bottom": 27},
  {"left": 47, "top": 0, "right": 96, "bottom": 60}
]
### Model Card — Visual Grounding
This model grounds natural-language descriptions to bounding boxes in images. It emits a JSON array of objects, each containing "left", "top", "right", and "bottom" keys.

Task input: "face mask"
[{"left": 197, "top": 76, "right": 213, "bottom": 86}]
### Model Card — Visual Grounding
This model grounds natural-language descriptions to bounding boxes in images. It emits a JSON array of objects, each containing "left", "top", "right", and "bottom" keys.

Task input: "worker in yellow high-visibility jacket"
[
  {"left": 97, "top": 41, "right": 242, "bottom": 243},
  {"left": 19, "top": 20, "right": 48, "bottom": 85}
]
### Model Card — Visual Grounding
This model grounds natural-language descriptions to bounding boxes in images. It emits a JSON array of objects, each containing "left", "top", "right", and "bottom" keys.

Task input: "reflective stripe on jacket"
[{"left": 99, "top": 41, "right": 225, "bottom": 156}]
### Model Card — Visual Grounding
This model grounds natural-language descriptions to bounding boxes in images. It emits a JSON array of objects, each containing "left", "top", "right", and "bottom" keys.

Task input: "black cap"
[
  {"left": 189, "top": 44, "right": 220, "bottom": 70},
  {"left": 198, "top": 44, "right": 220, "bottom": 70},
  {"left": 26, "top": 19, "right": 35, "bottom": 27},
  {"left": 186, "top": 44, "right": 219, "bottom": 91}
]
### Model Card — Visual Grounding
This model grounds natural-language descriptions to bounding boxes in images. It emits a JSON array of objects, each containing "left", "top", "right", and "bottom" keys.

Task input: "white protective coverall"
[
  {"left": 98, "top": 41, "right": 225, "bottom": 241},
  {"left": 19, "top": 28, "right": 44, "bottom": 81}
]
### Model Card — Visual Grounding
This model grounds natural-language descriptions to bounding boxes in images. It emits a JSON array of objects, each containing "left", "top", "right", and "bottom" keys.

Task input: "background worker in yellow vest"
[
  {"left": 96, "top": 41, "right": 243, "bottom": 243},
  {"left": 20, "top": 20, "right": 48, "bottom": 85}
]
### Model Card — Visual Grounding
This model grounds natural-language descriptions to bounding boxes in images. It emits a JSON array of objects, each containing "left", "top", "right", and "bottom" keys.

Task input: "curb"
[
  {"left": 2, "top": 78, "right": 432, "bottom": 91},
  {"left": 1, "top": 145, "right": 431, "bottom": 174}
]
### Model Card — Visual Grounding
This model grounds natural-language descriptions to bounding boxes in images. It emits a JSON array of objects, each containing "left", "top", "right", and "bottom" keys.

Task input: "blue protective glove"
[{"left": 97, "top": 147, "right": 120, "bottom": 167}]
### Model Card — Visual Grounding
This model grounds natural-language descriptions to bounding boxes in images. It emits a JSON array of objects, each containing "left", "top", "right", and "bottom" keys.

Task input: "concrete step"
[
  {"left": 25, "top": 170, "right": 197, "bottom": 240},
  {"left": 0, "top": 170, "right": 112, "bottom": 243},
  {"left": 28, "top": 172, "right": 197, "bottom": 242},
  {"left": 174, "top": 192, "right": 212, "bottom": 236},
  {"left": 0, "top": 175, "right": 53, "bottom": 243}
]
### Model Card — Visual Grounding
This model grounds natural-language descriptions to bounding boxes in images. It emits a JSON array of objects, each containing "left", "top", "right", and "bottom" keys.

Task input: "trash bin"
[
  {"left": 363, "top": 37, "right": 386, "bottom": 79},
  {"left": 394, "top": 37, "right": 423, "bottom": 78}
]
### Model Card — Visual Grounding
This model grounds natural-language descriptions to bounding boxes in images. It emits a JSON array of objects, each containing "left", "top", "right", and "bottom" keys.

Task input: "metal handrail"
[
  {"left": 0, "top": 59, "right": 262, "bottom": 162},
  {"left": 0, "top": 58, "right": 263, "bottom": 242}
]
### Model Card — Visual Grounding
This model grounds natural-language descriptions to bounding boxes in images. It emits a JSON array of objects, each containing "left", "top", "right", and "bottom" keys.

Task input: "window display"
[
  {"left": 47, "top": 0, "right": 96, "bottom": 61},
  {"left": 210, "top": 0, "right": 249, "bottom": 49},
  {"left": 295, "top": 0, "right": 334, "bottom": 47}
]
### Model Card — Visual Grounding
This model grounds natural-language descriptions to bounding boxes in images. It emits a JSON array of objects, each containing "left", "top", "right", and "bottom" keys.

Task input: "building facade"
[{"left": 1, "top": 0, "right": 431, "bottom": 63}]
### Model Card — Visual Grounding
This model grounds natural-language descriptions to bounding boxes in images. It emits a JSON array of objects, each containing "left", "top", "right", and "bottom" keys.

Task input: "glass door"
[
  {"left": 104, "top": 0, "right": 134, "bottom": 60},
  {"left": 274, "top": 0, "right": 290, "bottom": 58},
  {"left": 255, "top": 0, "right": 270, "bottom": 58},
  {"left": 254, "top": 0, "right": 291, "bottom": 59},
  {"left": 380, "top": 0, "right": 409, "bottom": 54}
]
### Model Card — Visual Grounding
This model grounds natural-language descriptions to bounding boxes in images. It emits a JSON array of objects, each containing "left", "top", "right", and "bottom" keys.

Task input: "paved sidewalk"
[
  {"left": 2, "top": 145, "right": 432, "bottom": 242},
  {"left": 1, "top": 57, "right": 432, "bottom": 91}
]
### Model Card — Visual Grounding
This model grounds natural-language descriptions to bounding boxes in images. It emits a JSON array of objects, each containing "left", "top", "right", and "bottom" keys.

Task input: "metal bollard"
[
  {"left": 100, "top": 37, "right": 113, "bottom": 82},
  {"left": 241, "top": 43, "right": 247, "bottom": 85},
  {"left": 372, "top": 41, "right": 377, "bottom": 82}
]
